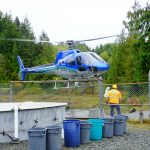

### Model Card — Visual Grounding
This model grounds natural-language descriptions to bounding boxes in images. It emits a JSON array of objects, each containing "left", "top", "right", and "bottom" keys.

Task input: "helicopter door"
[
  {"left": 66, "top": 56, "right": 76, "bottom": 66},
  {"left": 76, "top": 56, "right": 86, "bottom": 71}
]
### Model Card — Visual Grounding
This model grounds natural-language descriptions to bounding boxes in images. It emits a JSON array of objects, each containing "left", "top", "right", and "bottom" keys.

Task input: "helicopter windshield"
[
  {"left": 81, "top": 52, "right": 105, "bottom": 65},
  {"left": 67, "top": 56, "right": 75, "bottom": 66},
  {"left": 89, "top": 52, "right": 106, "bottom": 63}
]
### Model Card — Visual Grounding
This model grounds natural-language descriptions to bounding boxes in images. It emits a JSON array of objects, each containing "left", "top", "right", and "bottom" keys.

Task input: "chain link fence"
[
  {"left": 0, "top": 80, "right": 149, "bottom": 114},
  {"left": 0, "top": 83, "right": 12, "bottom": 102}
]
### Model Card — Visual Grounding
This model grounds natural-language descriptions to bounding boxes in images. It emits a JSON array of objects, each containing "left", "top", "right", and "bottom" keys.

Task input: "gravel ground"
[{"left": 0, "top": 127, "right": 150, "bottom": 150}]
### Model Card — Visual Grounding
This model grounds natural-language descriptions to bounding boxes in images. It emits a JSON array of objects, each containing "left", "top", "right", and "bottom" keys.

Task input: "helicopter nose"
[{"left": 99, "top": 63, "right": 109, "bottom": 71}]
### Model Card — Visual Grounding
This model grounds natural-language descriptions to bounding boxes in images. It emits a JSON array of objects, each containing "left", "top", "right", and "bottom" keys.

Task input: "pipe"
[{"left": 14, "top": 105, "right": 18, "bottom": 139}]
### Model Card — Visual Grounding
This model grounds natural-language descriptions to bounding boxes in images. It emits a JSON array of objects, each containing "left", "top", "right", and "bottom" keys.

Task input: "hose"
[{"left": 0, "top": 130, "right": 20, "bottom": 143}]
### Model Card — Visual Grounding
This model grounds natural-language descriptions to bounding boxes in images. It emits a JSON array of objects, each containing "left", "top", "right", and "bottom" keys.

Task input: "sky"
[{"left": 0, "top": 0, "right": 148, "bottom": 48}]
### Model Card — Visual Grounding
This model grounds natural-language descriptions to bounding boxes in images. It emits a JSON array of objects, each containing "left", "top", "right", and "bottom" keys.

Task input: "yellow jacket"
[{"left": 107, "top": 89, "right": 121, "bottom": 104}]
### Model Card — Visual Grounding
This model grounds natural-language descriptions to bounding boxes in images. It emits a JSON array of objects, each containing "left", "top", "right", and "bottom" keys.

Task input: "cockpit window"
[
  {"left": 67, "top": 56, "right": 75, "bottom": 66},
  {"left": 76, "top": 56, "right": 83, "bottom": 65}
]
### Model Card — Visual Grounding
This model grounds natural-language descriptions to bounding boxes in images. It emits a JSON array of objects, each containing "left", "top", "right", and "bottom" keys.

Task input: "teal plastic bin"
[{"left": 88, "top": 119, "right": 104, "bottom": 140}]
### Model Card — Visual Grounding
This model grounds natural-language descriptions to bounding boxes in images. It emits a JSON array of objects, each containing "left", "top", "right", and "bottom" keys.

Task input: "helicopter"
[{"left": 17, "top": 35, "right": 118, "bottom": 81}]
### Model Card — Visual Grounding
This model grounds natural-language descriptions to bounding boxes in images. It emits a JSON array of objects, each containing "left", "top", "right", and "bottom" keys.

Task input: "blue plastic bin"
[
  {"left": 63, "top": 120, "right": 80, "bottom": 147},
  {"left": 88, "top": 119, "right": 104, "bottom": 140},
  {"left": 28, "top": 127, "right": 47, "bottom": 150}
]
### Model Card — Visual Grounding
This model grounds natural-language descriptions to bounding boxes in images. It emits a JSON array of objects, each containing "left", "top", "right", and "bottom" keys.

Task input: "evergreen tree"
[
  {"left": 0, "top": 54, "right": 8, "bottom": 82},
  {"left": 123, "top": 1, "right": 150, "bottom": 81},
  {"left": 0, "top": 12, "right": 20, "bottom": 81},
  {"left": 18, "top": 17, "right": 36, "bottom": 67}
]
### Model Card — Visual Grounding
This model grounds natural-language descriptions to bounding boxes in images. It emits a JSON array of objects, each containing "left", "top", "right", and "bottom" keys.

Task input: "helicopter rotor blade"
[
  {"left": 0, "top": 37, "right": 52, "bottom": 43},
  {"left": 76, "top": 34, "right": 119, "bottom": 43},
  {"left": 0, "top": 34, "right": 119, "bottom": 44}
]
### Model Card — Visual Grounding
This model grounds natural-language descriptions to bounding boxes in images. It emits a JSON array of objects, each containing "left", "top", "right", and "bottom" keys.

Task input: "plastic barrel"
[
  {"left": 113, "top": 116, "right": 124, "bottom": 136},
  {"left": 117, "top": 115, "right": 128, "bottom": 133},
  {"left": 80, "top": 121, "right": 92, "bottom": 144},
  {"left": 102, "top": 118, "right": 114, "bottom": 138},
  {"left": 47, "top": 126, "right": 62, "bottom": 150},
  {"left": 28, "top": 127, "right": 47, "bottom": 150},
  {"left": 63, "top": 120, "right": 80, "bottom": 147},
  {"left": 88, "top": 119, "right": 104, "bottom": 140}
]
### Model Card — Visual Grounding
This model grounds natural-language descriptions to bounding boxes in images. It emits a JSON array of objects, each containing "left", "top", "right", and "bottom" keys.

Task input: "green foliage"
[
  {"left": 0, "top": 54, "right": 8, "bottom": 82},
  {"left": 95, "top": 43, "right": 116, "bottom": 63},
  {"left": 0, "top": 11, "right": 56, "bottom": 81},
  {"left": 0, "top": 12, "right": 20, "bottom": 81},
  {"left": 106, "top": 1, "right": 149, "bottom": 83},
  {"left": 123, "top": 1, "right": 150, "bottom": 82}
]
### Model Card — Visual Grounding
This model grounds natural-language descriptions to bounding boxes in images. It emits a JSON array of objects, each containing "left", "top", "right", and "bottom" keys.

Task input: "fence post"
[
  {"left": 98, "top": 78, "right": 104, "bottom": 117},
  {"left": 148, "top": 71, "right": 150, "bottom": 119},
  {"left": 9, "top": 82, "right": 13, "bottom": 102},
  {"left": 139, "top": 110, "right": 144, "bottom": 124}
]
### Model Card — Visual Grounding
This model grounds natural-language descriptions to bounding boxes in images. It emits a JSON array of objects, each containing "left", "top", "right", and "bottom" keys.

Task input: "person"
[{"left": 106, "top": 84, "right": 122, "bottom": 117}]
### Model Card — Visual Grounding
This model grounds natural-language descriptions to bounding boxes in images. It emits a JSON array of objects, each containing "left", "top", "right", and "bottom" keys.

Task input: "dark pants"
[{"left": 110, "top": 104, "right": 121, "bottom": 117}]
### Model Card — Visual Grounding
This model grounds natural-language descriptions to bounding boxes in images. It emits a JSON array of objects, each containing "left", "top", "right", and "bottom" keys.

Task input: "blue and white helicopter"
[{"left": 17, "top": 35, "right": 117, "bottom": 81}]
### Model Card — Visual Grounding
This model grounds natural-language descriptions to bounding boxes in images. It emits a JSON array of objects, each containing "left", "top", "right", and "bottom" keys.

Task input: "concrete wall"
[{"left": 0, "top": 102, "right": 67, "bottom": 143}]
